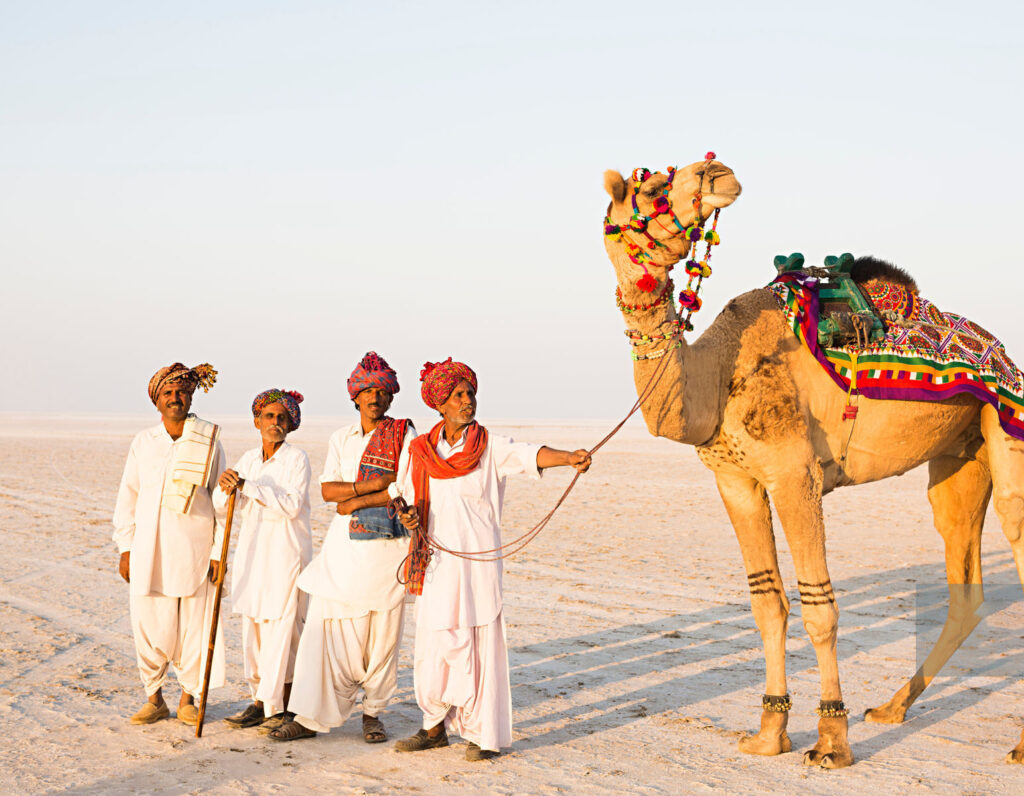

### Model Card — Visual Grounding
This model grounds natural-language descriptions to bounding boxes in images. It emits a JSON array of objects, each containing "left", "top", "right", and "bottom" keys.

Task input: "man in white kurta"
[
  {"left": 271, "top": 352, "right": 414, "bottom": 743},
  {"left": 112, "top": 362, "right": 226, "bottom": 726},
  {"left": 214, "top": 389, "right": 312, "bottom": 729},
  {"left": 391, "top": 357, "right": 591, "bottom": 760}
]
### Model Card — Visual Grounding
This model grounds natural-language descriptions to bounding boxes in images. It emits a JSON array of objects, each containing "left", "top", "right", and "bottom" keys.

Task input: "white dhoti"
[
  {"left": 129, "top": 578, "right": 224, "bottom": 698},
  {"left": 241, "top": 591, "right": 307, "bottom": 717},
  {"left": 414, "top": 607, "right": 512, "bottom": 753},
  {"left": 289, "top": 596, "right": 406, "bottom": 732}
]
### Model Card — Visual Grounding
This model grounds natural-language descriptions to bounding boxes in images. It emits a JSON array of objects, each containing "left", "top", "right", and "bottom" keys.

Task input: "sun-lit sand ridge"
[{"left": 1, "top": 413, "right": 1023, "bottom": 795}]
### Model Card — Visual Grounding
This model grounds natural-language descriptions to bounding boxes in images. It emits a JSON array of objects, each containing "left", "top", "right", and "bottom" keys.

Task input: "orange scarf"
[{"left": 402, "top": 420, "right": 488, "bottom": 594}]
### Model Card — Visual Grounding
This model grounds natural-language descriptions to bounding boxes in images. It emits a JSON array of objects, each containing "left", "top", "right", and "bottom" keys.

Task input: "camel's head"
[{"left": 603, "top": 157, "right": 741, "bottom": 307}]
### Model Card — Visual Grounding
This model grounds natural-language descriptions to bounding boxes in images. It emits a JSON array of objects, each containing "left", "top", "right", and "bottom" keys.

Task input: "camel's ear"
[{"left": 604, "top": 170, "right": 627, "bottom": 203}]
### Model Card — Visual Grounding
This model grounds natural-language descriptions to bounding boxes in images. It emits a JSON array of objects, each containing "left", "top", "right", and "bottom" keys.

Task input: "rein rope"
[{"left": 394, "top": 153, "right": 726, "bottom": 570}]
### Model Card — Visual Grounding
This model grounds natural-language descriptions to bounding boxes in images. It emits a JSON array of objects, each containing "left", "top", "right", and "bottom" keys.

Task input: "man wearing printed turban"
[
  {"left": 390, "top": 357, "right": 592, "bottom": 761},
  {"left": 214, "top": 389, "right": 312, "bottom": 732},
  {"left": 270, "top": 352, "right": 416, "bottom": 744},
  {"left": 112, "top": 362, "right": 227, "bottom": 726}
]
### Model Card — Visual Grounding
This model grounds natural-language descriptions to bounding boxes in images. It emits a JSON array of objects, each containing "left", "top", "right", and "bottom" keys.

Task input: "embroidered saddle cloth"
[
  {"left": 767, "top": 272, "right": 1024, "bottom": 441},
  {"left": 349, "top": 417, "right": 411, "bottom": 541}
]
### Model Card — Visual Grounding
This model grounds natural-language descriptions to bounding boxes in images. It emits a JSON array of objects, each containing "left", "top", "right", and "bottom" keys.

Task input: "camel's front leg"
[
  {"left": 715, "top": 471, "right": 792, "bottom": 756},
  {"left": 771, "top": 462, "right": 854, "bottom": 769}
]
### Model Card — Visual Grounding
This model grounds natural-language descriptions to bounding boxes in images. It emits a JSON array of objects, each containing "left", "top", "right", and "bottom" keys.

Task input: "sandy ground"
[{"left": 2, "top": 412, "right": 1024, "bottom": 795}]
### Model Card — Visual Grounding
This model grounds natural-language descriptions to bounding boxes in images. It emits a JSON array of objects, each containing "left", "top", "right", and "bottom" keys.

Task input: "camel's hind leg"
[
  {"left": 715, "top": 471, "right": 792, "bottom": 757},
  {"left": 979, "top": 404, "right": 1024, "bottom": 763},
  {"left": 865, "top": 455, "right": 989, "bottom": 724}
]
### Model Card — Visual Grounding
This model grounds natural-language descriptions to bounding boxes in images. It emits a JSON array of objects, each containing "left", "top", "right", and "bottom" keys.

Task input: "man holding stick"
[
  {"left": 112, "top": 362, "right": 226, "bottom": 726},
  {"left": 391, "top": 358, "right": 592, "bottom": 761},
  {"left": 215, "top": 389, "right": 312, "bottom": 732}
]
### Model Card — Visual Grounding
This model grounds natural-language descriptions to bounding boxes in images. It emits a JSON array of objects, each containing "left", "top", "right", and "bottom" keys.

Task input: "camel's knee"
[
  {"left": 993, "top": 489, "right": 1024, "bottom": 543},
  {"left": 752, "top": 596, "right": 789, "bottom": 640},
  {"left": 801, "top": 606, "right": 839, "bottom": 647}
]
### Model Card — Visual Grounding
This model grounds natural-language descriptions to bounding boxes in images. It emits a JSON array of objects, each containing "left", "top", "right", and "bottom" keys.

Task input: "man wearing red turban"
[{"left": 391, "top": 358, "right": 592, "bottom": 761}]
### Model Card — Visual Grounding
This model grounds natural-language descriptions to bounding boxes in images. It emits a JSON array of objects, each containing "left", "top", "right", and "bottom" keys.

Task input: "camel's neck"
[{"left": 614, "top": 257, "right": 723, "bottom": 446}]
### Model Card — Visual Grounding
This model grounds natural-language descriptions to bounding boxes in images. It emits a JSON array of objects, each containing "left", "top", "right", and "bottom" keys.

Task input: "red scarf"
[{"left": 402, "top": 420, "right": 489, "bottom": 594}]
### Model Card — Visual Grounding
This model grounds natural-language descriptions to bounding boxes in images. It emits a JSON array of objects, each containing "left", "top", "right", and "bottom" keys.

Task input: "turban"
[
  {"left": 252, "top": 388, "right": 304, "bottom": 430},
  {"left": 148, "top": 362, "right": 217, "bottom": 405},
  {"left": 419, "top": 357, "right": 477, "bottom": 409},
  {"left": 347, "top": 352, "right": 400, "bottom": 401}
]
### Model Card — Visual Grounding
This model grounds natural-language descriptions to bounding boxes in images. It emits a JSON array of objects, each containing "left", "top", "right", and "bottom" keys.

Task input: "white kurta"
[
  {"left": 214, "top": 442, "right": 312, "bottom": 620},
  {"left": 213, "top": 442, "right": 313, "bottom": 715},
  {"left": 113, "top": 422, "right": 226, "bottom": 597},
  {"left": 113, "top": 419, "right": 227, "bottom": 696},
  {"left": 297, "top": 422, "right": 415, "bottom": 617},
  {"left": 390, "top": 431, "right": 541, "bottom": 751},
  {"left": 289, "top": 420, "right": 415, "bottom": 731}
]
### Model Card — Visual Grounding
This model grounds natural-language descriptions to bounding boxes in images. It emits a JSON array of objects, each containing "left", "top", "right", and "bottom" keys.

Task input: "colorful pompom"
[
  {"left": 636, "top": 272, "right": 658, "bottom": 293},
  {"left": 686, "top": 225, "right": 704, "bottom": 242},
  {"left": 652, "top": 196, "right": 670, "bottom": 215},
  {"left": 629, "top": 214, "right": 648, "bottom": 232},
  {"left": 631, "top": 167, "right": 651, "bottom": 186},
  {"left": 704, "top": 229, "right": 720, "bottom": 245},
  {"left": 678, "top": 289, "right": 702, "bottom": 311}
]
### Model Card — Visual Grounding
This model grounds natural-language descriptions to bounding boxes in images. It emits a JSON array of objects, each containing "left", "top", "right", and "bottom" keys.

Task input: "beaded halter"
[{"left": 606, "top": 152, "right": 724, "bottom": 348}]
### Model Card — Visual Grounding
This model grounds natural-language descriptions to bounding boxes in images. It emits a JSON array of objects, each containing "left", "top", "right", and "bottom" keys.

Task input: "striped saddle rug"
[{"left": 767, "top": 272, "right": 1024, "bottom": 441}]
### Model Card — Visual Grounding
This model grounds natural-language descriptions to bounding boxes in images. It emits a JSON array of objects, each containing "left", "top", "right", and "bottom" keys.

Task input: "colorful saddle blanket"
[
  {"left": 767, "top": 272, "right": 1024, "bottom": 441},
  {"left": 349, "top": 417, "right": 412, "bottom": 541}
]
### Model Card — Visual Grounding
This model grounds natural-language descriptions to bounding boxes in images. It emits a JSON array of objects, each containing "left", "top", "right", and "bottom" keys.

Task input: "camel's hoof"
[
  {"left": 738, "top": 731, "right": 791, "bottom": 756},
  {"left": 1006, "top": 747, "right": 1024, "bottom": 764},
  {"left": 802, "top": 748, "right": 854, "bottom": 769},
  {"left": 864, "top": 704, "right": 906, "bottom": 725}
]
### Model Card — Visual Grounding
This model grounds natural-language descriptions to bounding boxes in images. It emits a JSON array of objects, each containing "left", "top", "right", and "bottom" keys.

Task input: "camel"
[{"left": 601, "top": 158, "right": 1024, "bottom": 768}]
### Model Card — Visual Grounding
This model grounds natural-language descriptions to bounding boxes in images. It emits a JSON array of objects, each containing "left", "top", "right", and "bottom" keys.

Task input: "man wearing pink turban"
[
  {"left": 390, "top": 357, "right": 592, "bottom": 761},
  {"left": 270, "top": 353, "right": 416, "bottom": 744}
]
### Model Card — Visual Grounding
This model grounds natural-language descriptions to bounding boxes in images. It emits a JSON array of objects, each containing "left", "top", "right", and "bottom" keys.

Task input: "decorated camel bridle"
[
  {"left": 393, "top": 153, "right": 728, "bottom": 570},
  {"left": 605, "top": 152, "right": 725, "bottom": 360}
]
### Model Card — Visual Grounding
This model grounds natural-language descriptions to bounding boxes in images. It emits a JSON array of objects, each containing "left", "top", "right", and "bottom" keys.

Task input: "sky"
[{"left": 3, "top": 0, "right": 1022, "bottom": 422}]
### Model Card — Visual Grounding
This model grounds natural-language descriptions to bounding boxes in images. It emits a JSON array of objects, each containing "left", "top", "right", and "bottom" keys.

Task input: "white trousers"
[
  {"left": 414, "top": 608, "right": 512, "bottom": 753},
  {"left": 129, "top": 579, "right": 224, "bottom": 698},
  {"left": 241, "top": 590, "right": 306, "bottom": 717},
  {"left": 289, "top": 597, "right": 406, "bottom": 733}
]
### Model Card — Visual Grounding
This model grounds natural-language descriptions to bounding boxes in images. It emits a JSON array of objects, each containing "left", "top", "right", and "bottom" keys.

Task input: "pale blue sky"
[{"left": 3, "top": 0, "right": 1022, "bottom": 420}]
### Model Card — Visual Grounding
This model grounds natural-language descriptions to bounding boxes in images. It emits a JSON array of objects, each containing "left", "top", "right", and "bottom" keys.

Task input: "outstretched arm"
[{"left": 537, "top": 446, "right": 592, "bottom": 473}]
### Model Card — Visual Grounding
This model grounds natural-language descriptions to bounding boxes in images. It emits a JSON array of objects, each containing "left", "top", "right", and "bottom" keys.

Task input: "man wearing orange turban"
[{"left": 391, "top": 358, "right": 592, "bottom": 761}]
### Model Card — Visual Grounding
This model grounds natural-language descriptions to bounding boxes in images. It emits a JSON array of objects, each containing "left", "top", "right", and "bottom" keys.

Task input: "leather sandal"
[
  {"left": 268, "top": 720, "right": 317, "bottom": 742},
  {"left": 362, "top": 714, "right": 387, "bottom": 744}
]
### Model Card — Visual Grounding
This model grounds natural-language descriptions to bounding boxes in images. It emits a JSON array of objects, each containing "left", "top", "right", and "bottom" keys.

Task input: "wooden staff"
[{"left": 195, "top": 489, "right": 236, "bottom": 738}]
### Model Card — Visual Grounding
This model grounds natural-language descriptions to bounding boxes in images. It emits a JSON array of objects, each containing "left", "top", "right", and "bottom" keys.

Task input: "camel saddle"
[{"left": 773, "top": 252, "right": 884, "bottom": 348}]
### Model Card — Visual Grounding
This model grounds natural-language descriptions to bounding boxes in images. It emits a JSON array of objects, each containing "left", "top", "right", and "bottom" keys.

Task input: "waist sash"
[{"left": 349, "top": 417, "right": 411, "bottom": 541}]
